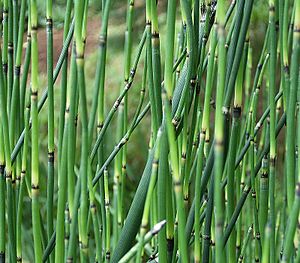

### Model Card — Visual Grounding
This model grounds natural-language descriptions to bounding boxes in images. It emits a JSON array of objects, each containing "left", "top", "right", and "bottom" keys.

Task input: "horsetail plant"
[{"left": 0, "top": 0, "right": 299, "bottom": 262}]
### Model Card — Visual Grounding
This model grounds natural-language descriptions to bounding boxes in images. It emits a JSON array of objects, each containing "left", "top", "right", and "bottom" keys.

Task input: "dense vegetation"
[{"left": 0, "top": 0, "right": 299, "bottom": 262}]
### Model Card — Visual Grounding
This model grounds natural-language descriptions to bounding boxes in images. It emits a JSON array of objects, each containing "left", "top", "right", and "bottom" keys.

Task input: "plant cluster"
[{"left": 0, "top": 0, "right": 299, "bottom": 262}]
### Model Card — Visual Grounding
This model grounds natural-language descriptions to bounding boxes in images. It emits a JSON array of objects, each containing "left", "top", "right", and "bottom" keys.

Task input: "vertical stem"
[
  {"left": 30, "top": 0, "right": 43, "bottom": 261},
  {"left": 268, "top": 0, "right": 277, "bottom": 261},
  {"left": 46, "top": 1, "right": 54, "bottom": 262},
  {"left": 214, "top": 0, "right": 226, "bottom": 261},
  {"left": 74, "top": 1, "right": 89, "bottom": 260}
]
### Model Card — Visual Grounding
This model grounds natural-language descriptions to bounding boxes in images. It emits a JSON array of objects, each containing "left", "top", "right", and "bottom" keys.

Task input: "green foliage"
[{"left": 0, "top": 0, "right": 299, "bottom": 262}]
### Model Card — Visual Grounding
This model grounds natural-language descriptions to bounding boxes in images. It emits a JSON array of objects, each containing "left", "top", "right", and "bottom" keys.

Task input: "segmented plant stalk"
[
  {"left": 164, "top": 0, "right": 176, "bottom": 100},
  {"left": 30, "top": 0, "right": 43, "bottom": 261},
  {"left": 163, "top": 91, "right": 188, "bottom": 262},
  {"left": 268, "top": 0, "right": 277, "bottom": 261},
  {"left": 16, "top": 95, "right": 30, "bottom": 262},
  {"left": 214, "top": 0, "right": 226, "bottom": 261},
  {"left": 119, "top": 221, "right": 166, "bottom": 263},
  {"left": 136, "top": 128, "right": 162, "bottom": 262},
  {"left": 7, "top": 0, "right": 13, "bottom": 115},
  {"left": 10, "top": 0, "right": 26, "bottom": 195},
  {"left": 281, "top": 183, "right": 300, "bottom": 262},
  {"left": 0, "top": 114, "right": 5, "bottom": 262},
  {"left": 145, "top": 0, "right": 158, "bottom": 139},
  {"left": 46, "top": 2, "right": 55, "bottom": 262},
  {"left": 259, "top": 157, "right": 269, "bottom": 239},
  {"left": 114, "top": 0, "right": 130, "bottom": 239},
  {"left": 285, "top": 2, "right": 297, "bottom": 213},
  {"left": 119, "top": 0, "right": 134, "bottom": 237},
  {"left": 226, "top": 49, "right": 243, "bottom": 263},
  {"left": 2, "top": 0, "right": 8, "bottom": 94},
  {"left": 57, "top": 0, "right": 72, "bottom": 172},
  {"left": 104, "top": 169, "right": 111, "bottom": 262},
  {"left": 66, "top": 43, "right": 78, "bottom": 228}
]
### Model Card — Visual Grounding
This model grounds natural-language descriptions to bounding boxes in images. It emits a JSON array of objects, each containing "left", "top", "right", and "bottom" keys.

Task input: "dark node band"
[
  {"left": 167, "top": 238, "right": 174, "bottom": 252},
  {"left": 173, "top": 180, "right": 181, "bottom": 187},
  {"left": 152, "top": 159, "right": 159, "bottom": 166},
  {"left": 190, "top": 77, "right": 197, "bottom": 87},
  {"left": 0, "top": 165, "right": 5, "bottom": 174},
  {"left": 74, "top": 115, "right": 78, "bottom": 126},
  {"left": 130, "top": 68, "right": 136, "bottom": 77},
  {"left": 46, "top": 18, "right": 53, "bottom": 24},
  {"left": 125, "top": 81, "right": 132, "bottom": 91},
  {"left": 172, "top": 117, "right": 179, "bottom": 126},
  {"left": 269, "top": 156, "right": 276, "bottom": 166},
  {"left": 255, "top": 232, "right": 261, "bottom": 240},
  {"left": 275, "top": 21, "right": 279, "bottom": 31},
  {"left": 31, "top": 26, "right": 38, "bottom": 31},
  {"left": 296, "top": 183, "right": 300, "bottom": 196},
  {"left": 269, "top": 5, "right": 275, "bottom": 11},
  {"left": 75, "top": 53, "right": 84, "bottom": 59},
  {"left": 5, "top": 172, "right": 12, "bottom": 179},
  {"left": 46, "top": 18, "right": 53, "bottom": 32},
  {"left": 152, "top": 32, "right": 159, "bottom": 39},
  {"left": 233, "top": 107, "right": 241, "bottom": 118},
  {"left": 3, "top": 63, "right": 8, "bottom": 73},
  {"left": 14, "top": 65, "right": 21, "bottom": 76},
  {"left": 261, "top": 171, "right": 268, "bottom": 178},
  {"left": 99, "top": 35, "right": 106, "bottom": 46},
  {"left": 31, "top": 184, "right": 40, "bottom": 190},
  {"left": 257, "top": 63, "right": 263, "bottom": 70},
  {"left": 215, "top": 140, "right": 224, "bottom": 147},
  {"left": 114, "top": 99, "right": 121, "bottom": 109},
  {"left": 31, "top": 91, "right": 38, "bottom": 97},
  {"left": 48, "top": 151, "right": 54, "bottom": 162}
]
